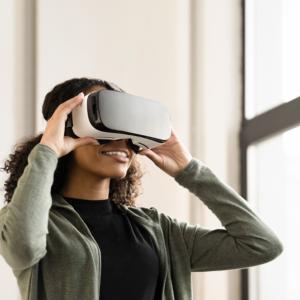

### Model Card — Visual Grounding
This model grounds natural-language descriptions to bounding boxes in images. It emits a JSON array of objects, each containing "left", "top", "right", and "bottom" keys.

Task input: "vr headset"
[{"left": 65, "top": 81, "right": 172, "bottom": 154}]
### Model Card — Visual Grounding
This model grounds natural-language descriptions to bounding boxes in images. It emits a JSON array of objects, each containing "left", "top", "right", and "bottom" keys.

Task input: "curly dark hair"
[{"left": 1, "top": 77, "right": 145, "bottom": 208}]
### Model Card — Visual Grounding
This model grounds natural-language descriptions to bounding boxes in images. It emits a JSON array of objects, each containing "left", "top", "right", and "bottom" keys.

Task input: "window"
[
  {"left": 241, "top": 1, "right": 300, "bottom": 299},
  {"left": 245, "top": 0, "right": 300, "bottom": 119}
]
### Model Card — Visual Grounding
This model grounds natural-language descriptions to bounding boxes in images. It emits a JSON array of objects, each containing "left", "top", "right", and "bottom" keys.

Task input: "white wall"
[
  {"left": 0, "top": 0, "right": 35, "bottom": 299},
  {"left": 0, "top": 1, "right": 243, "bottom": 299},
  {"left": 190, "top": 1, "right": 242, "bottom": 299}
]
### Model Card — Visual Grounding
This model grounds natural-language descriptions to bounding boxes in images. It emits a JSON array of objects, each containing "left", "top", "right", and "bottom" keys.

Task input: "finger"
[
  {"left": 52, "top": 92, "right": 84, "bottom": 121},
  {"left": 61, "top": 92, "right": 85, "bottom": 115},
  {"left": 139, "top": 148, "right": 161, "bottom": 163},
  {"left": 171, "top": 128, "right": 177, "bottom": 138}
]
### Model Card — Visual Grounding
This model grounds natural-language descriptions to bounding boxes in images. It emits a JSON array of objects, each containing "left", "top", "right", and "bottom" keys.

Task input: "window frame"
[{"left": 240, "top": 1, "right": 300, "bottom": 299}]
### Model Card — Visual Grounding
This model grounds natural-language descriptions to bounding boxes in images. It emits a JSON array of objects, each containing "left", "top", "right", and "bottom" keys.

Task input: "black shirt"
[{"left": 63, "top": 197, "right": 160, "bottom": 300}]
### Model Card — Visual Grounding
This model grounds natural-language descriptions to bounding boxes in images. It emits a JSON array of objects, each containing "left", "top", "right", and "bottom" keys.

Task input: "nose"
[
  {"left": 113, "top": 139, "right": 130, "bottom": 145},
  {"left": 111, "top": 139, "right": 132, "bottom": 150},
  {"left": 98, "top": 138, "right": 140, "bottom": 153}
]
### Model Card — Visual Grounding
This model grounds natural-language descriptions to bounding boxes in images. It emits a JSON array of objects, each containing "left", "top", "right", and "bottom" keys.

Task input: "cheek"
[{"left": 73, "top": 148, "right": 100, "bottom": 170}]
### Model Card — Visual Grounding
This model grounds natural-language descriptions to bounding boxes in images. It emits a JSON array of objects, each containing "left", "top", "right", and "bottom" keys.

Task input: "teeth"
[{"left": 102, "top": 151, "right": 128, "bottom": 158}]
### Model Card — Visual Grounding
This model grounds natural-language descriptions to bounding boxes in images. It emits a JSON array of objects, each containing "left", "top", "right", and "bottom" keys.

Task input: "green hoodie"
[{"left": 0, "top": 143, "right": 283, "bottom": 300}]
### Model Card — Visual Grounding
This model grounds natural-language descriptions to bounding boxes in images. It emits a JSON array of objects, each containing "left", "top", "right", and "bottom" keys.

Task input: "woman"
[{"left": 0, "top": 78, "right": 283, "bottom": 300}]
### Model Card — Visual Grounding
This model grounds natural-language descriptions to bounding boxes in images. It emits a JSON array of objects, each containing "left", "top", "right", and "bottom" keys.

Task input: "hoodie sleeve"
[
  {"left": 159, "top": 157, "right": 283, "bottom": 272},
  {"left": 0, "top": 143, "right": 58, "bottom": 270}
]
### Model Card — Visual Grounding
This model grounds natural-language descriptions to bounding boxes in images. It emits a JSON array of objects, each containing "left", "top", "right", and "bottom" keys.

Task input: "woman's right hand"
[{"left": 40, "top": 92, "right": 98, "bottom": 158}]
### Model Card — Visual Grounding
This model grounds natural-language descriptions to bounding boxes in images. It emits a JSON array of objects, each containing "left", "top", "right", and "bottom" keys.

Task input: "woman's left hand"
[{"left": 138, "top": 128, "right": 193, "bottom": 178}]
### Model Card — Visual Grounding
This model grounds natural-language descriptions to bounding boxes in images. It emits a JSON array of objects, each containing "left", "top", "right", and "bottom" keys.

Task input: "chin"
[
  {"left": 98, "top": 170, "right": 128, "bottom": 179},
  {"left": 109, "top": 174, "right": 127, "bottom": 180}
]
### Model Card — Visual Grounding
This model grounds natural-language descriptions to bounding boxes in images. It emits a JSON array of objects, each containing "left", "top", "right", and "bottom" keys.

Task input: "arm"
[
  {"left": 0, "top": 144, "right": 58, "bottom": 270},
  {"left": 160, "top": 158, "right": 283, "bottom": 272}
]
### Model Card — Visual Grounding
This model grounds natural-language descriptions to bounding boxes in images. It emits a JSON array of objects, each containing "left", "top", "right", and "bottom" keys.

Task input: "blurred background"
[{"left": 0, "top": 0, "right": 298, "bottom": 299}]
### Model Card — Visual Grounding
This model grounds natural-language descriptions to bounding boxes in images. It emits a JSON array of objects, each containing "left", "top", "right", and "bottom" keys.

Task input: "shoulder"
[
  {"left": 126, "top": 205, "right": 180, "bottom": 228},
  {"left": 0, "top": 205, "right": 8, "bottom": 228},
  {"left": 0, "top": 205, "right": 8, "bottom": 218},
  {"left": 126, "top": 205, "right": 159, "bottom": 221}
]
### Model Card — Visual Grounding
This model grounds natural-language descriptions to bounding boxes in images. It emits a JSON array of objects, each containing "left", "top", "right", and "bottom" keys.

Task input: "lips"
[
  {"left": 101, "top": 148, "right": 130, "bottom": 158},
  {"left": 101, "top": 153, "right": 129, "bottom": 163}
]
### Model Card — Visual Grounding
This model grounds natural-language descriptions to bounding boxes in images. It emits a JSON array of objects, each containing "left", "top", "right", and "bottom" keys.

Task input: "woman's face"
[
  {"left": 71, "top": 138, "right": 136, "bottom": 179},
  {"left": 68, "top": 84, "right": 137, "bottom": 180}
]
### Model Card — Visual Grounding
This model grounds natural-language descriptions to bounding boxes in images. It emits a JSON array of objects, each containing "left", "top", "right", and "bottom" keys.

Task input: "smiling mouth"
[{"left": 100, "top": 152, "right": 129, "bottom": 162}]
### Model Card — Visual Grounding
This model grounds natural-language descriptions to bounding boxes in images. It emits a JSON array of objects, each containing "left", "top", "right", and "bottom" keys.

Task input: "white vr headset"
[{"left": 65, "top": 85, "right": 172, "bottom": 154}]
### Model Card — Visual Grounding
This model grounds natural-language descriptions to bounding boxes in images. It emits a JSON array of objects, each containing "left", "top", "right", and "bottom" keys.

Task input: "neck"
[{"left": 61, "top": 164, "right": 111, "bottom": 201}]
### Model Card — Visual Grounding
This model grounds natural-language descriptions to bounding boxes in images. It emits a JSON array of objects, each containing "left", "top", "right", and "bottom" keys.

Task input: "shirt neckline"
[{"left": 63, "top": 197, "right": 114, "bottom": 216}]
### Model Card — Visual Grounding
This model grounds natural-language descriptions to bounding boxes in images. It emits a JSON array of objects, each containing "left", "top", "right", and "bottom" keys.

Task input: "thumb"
[
  {"left": 139, "top": 149, "right": 150, "bottom": 156},
  {"left": 139, "top": 148, "right": 161, "bottom": 164}
]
